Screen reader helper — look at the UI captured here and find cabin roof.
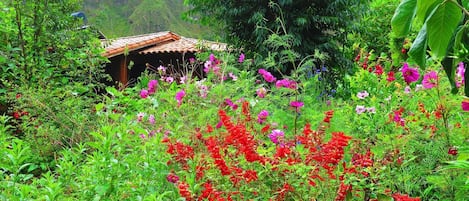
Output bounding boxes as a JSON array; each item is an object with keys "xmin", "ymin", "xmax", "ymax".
[{"xmin": 102, "ymin": 31, "xmax": 226, "ymax": 58}]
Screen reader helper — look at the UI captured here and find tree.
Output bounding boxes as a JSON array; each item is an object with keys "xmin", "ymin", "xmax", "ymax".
[{"xmin": 183, "ymin": 0, "xmax": 367, "ymax": 94}]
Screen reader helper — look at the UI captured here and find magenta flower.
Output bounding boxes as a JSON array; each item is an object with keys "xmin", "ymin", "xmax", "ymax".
[
  {"xmin": 268, "ymin": 129, "xmax": 284, "ymax": 144},
  {"xmin": 456, "ymin": 62, "xmax": 465, "ymax": 88},
  {"xmin": 257, "ymin": 110, "xmax": 269, "ymax": 124},
  {"xmin": 355, "ymin": 105, "xmax": 366, "ymax": 114},
  {"xmin": 290, "ymin": 101, "xmax": 304, "ymax": 108},
  {"xmin": 148, "ymin": 80, "xmax": 158, "ymax": 94},
  {"xmin": 238, "ymin": 53, "xmax": 245, "ymax": 63},
  {"xmin": 216, "ymin": 121, "xmax": 223, "ymax": 129},
  {"xmin": 401, "ymin": 63, "xmax": 420, "ymax": 84},
  {"xmin": 422, "ymin": 71, "xmax": 438, "ymax": 89},
  {"xmin": 189, "ymin": 57, "xmax": 196, "ymax": 64},
  {"xmin": 175, "ymin": 90, "xmax": 186, "ymax": 107},
  {"xmin": 140, "ymin": 89, "xmax": 149, "ymax": 98},
  {"xmin": 225, "ymin": 99, "xmax": 238, "ymax": 110},
  {"xmin": 356, "ymin": 91, "xmax": 369, "ymax": 99},
  {"xmin": 276, "ymin": 79, "xmax": 297, "ymax": 89},
  {"xmin": 209, "ymin": 53, "xmax": 216, "ymax": 62},
  {"xmin": 258, "ymin": 69, "xmax": 276, "ymax": 83},
  {"xmin": 462, "ymin": 100, "xmax": 469, "ymax": 111},
  {"xmin": 256, "ymin": 87, "xmax": 267, "ymax": 98}
]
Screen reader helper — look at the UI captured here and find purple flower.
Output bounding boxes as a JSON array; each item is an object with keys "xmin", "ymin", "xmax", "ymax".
[
  {"xmin": 175, "ymin": 90, "xmax": 186, "ymax": 107},
  {"xmin": 268, "ymin": 129, "xmax": 284, "ymax": 144},
  {"xmin": 238, "ymin": 53, "xmax": 245, "ymax": 63},
  {"xmin": 356, "ymin": 91, "xmax": 369, "ymax": 99},
  {"xmin": 189, "ymin": 58, "xmax": 196, "ymax": 64},
  {"xmin": 140, "ymin": 89, "xmax": 149, "ymax": 98},
  {"xmin": 401, "ymin": 63, "xmax": 420, "ymax": 84},
  {"xmin": 209, "ymin": 53, "xmax": 216, "ymax": 62},
  {"xmin": 257, "ymin": 110, "xmax": 269, "ymax": 124},
  {"xmin": 256, "ymin": 87, "xmax": 267, "ymax": 98},
  {"xmin": 355, "ymin": 105, "xmax": 366, "ymax": 114},
  {"xmin": 149, "ymin": 114, "xmax": 155, "ymax": 124},
  {"xmin": 290, "ymin": 101, "xmax": 304, "ymax": 108},
  {"xmin": 422, "ymin": 71, "xmax": 438, "ymax": 89}
]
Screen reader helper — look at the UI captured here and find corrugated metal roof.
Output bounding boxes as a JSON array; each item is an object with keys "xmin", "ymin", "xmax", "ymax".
[{"xmin": 102, "ymin": 31, "xmax": 180, "ymax": 58}]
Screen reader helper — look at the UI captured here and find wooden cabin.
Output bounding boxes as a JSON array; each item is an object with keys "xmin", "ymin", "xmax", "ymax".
[{"xmin": 102, "ymin": 31, "xmax": 226, "ymax": 86}]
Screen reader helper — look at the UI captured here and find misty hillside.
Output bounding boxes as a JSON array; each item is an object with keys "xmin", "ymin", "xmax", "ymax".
[{"xmin": 82, "ymin": 0, "xmax": 214, "ymax": 39}]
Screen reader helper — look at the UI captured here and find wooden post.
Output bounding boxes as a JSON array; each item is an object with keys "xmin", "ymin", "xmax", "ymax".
[{"xmin": 119, "ymin": 56, "xmax": 128, "ymax": 85}]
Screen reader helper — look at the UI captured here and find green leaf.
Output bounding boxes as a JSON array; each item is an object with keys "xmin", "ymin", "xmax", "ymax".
[
  {"xmin": 463, "ymin": 0, "xmax": 469, "ymax": 10},
  {"xmin": 409, "ymin": 24, "xmax": 428, "ymax": 68},
  {"xmin": 416, "ymin": 0, "xmax": 442, "ymax": 24},
  {"xmin": 426, "ymin": 1, "xmax": 463, "ymax": 59},
  {"xmin": 391, "ymin": 0, "xmax": 418, "ymax": 37}
]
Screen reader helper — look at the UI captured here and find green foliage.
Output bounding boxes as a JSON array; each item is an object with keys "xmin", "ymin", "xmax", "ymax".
[
  {"xmin": 184, "ymin": 0, "xmax": 367, "ymax": 81},
  {"xmin": 391, "ymin": 0, "xmax": 469, "ymax": 95},
  {"xmin": 83, "ymin": 0, "xmax": 214, "ymax": 38}
]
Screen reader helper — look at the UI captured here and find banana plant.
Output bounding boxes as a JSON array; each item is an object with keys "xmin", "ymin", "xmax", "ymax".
[{"xmin": 391, "ymin": 0, "xmax": 469, "ymax": 95}]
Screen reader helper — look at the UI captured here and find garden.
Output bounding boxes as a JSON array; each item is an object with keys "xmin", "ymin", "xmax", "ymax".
[{"xmin": 1, "ymin": 0, "xmax": 468, "ymax": 201}]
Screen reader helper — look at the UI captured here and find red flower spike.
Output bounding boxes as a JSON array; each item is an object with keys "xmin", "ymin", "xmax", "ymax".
[
  {"xmin": 178, "ymin": 181, "xmax": 192, "ymax": 201},
  {"xmin": 205, "ymin": 137, "xmax": 231, "ymax": 175}
]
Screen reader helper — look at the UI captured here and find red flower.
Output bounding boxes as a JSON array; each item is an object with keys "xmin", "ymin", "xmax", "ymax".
[
  {"xmin": 178, "ymin": 181, "xmax": 192, "ymax": 201},
  {"xmin": 335, "ymin": 182, "xmax": 352, "ymax": 201},
  {"xmin": 387, "ymin": 71, "xmax": 396, "ymax": 82},
  {"xmin": 205, "ymin": 137, "xmax": 231, "ymax": 175},
  {"xmin": 323, "ymin": 110, "xmax": 334, "ymax": 123},
  {"xmin": 242, "ymin": 169, "xmax": 258, "ymax": 183},
  {"xmin": 166, "ymin": 172, "xmax": 179, "ymax": 183},
  {"xmin": 448, "ymin": 147, "xmax": 458, "ymax": 156},
  {"xmin": 374, "ymin": 64, "xmax": 384, "ymax": 76},
  {"xmin": 392, "ymin": 193, "xmax": 420, "ymax": 201}
]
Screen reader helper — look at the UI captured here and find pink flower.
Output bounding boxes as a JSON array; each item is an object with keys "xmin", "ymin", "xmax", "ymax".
[
  {"xmin": 404, "ymin": 86, "xmax": 411, "ymax": 94},
  {"xmin": 228, "ymin": 72, "xmax": 238, "ymax": 81},
  {"xmin": 157, "ymin": 65, "xmax": 166, "ymax": 74},
  {"xmin": 149, "ymin": 115, "xmax": 155, "ymax": 124},
  {"xmin": 276, "ymin": 79, "xmax": 297, "ymax": 89},
  {"xmin": 355, "ymin": 105, "xmax": 366, "ymax": 114},
  {"xmin": 290, "ymin": 101, "xmax": 304, "ymax": 108},
  {"xmin": 238, "ymin": 53, "xmax": 245, "ymax": 63},
  {"xmin": 422, "ymin": 71, "xmax": 438, "ymax": 89},
  {"xmin": 257, "ymin": 110, "xmax": 269, "ymax": 124},
  {"xmin": 175, "ymin": 90, "xmax": 186, "ymax": 107},
  {"xmin": 401, "ymin": 63, "xmax": 420, "ymax": 84},
  {"xmin": 366, "ymin": 107, "xmax": 376, "ymax": 113},
  {"xmin": 456, "ymin": 62, "xmax": 465, "ymax": 88},
  {"xmin": 225, "ymin": 99, "xmax": 238, "ymax": 110},
  {"xmin": 258, "ymin": 69, "xmax": 276, "ymax": 83},
  {"xmin": 148, "ymin": 80, "xmax": 158, "ymax": 94},
  {"xmin": 165, "ymin": 77, "xmax": 174, "ymax": 83},
  {"xmin": 140, "ymin": 89, "xmax": 149, "ymax": 98},
  {"xmin": 256, "ymin": 87, "xmax": 267, "ymax": 98},
  {"xmin": 189, "ymin": 58, "xmax": 196, "ymax": 64},
  {"xmin": 462, "ymin": 100, "xmax": 469, "ymax": 111},
  {"xmin": 137, "ymin": 112, "xmax": 145, "ymax": 122},
  {"xmin": 268, "ymin": 129, "xmax": 284, "ymax": 144},
  {"xmin": 356, "ymin": 91, "xmax": 369, "ymax": 99}
]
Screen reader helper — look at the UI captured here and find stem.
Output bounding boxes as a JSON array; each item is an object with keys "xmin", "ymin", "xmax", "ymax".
[{"xmin": 450, "ymin": 0, "xmax": 469, "ymax": 17}]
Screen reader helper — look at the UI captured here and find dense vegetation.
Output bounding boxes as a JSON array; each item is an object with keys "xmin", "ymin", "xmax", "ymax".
[
  {"xmin": 82, "ymin": 0, "xmax": 213, "ymax": 38},
  {"xmin": 1, "ymin": 0, "xmax": 468, "ymax": 200}
]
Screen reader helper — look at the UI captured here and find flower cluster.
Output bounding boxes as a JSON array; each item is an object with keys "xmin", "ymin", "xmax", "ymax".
[
  {"xmin": 258, "ymin": 68, "xmax": 276, "ymax": 83},
  {"xmin": 139, "ymin": 79, "xmax": 158, "ymax": 98}
]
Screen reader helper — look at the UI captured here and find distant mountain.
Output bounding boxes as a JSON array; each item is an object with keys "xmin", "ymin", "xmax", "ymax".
[{"xmin": 82, "ymin": 0, "xmax": 215, "ymax": 39}]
